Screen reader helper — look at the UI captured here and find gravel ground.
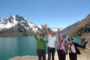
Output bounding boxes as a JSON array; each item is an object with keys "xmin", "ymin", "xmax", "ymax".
[{"xmin": 9, "ymin": 49, "xmax": 90, "ymax": 60}]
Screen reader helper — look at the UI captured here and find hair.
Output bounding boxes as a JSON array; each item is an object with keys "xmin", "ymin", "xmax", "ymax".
[
  {"xmin": 62, "ymin": 34, "xmax": 66, "ymax": 38},
  {"xmin": 68, "ymin": 37, "xmax": 73, "ymax": 41}
]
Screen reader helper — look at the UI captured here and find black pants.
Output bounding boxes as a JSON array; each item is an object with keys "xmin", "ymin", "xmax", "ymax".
[
  {"xmin": 57, "ymin": 49, "xmax": 66, "ymax": 60},
  {"xmin": 48, "ymin": 47, "xmax": 55, "ymax": 60},
  {"xmin": 69, "ymin": 53, "xmax": 77, "ymax": 60},
  {"xmin": 37, "ymin": 49, "xmax": 46, "ymax": 60}
]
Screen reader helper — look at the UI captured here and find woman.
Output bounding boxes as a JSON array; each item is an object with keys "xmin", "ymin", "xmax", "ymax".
[
  {"xmin": 57, "ymin": 29, "xmax": 68, "ymax": 60},
  {"xmin": 45, "ymin": 25, "xmax": 56, "ymax": 60},
  {"xmin": 34, "ymin": 32, "xmax": 46, "ymax": 60},
  {"xmin": 68, "ymin": 37, "xmax": 85, "ymax": 60}
]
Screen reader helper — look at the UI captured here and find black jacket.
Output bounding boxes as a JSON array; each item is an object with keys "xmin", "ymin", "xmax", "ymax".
[{"xmin": 70, "ymin": 43, "xmax": 85, "ymax": 54}]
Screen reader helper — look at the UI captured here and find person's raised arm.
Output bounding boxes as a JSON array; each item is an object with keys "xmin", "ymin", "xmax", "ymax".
[
  {"xmin": 74, "ymin": 43, "xmax": 85, "ymax": 48},
  {"xmin": 44, "ymin": 24, "xmax": 49, "ymax": 35},
  {"xmin": 58, "ymin": 28, "xmax": 61, "ymax": 41},
  {"xmin": 56, "ymin": 28, "xmax": 62, "ymax": 48},
  {"xmin": 33, "ymin": 31, "xmax": 38, "ymax": 40}
]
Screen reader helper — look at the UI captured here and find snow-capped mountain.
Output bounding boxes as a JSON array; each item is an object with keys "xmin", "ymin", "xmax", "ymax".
[{"xmin": 0, "ymin": 15, "xmax": 44, "ymax": 36}]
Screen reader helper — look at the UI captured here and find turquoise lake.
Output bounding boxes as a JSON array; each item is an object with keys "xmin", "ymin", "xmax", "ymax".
[
  {"xmin": 0, "ymin": 36, "xmax": 37, "ymax": 60},
  {"xmin": 0, "ymin": 35, "xmax": 81, "ymax": 60}
]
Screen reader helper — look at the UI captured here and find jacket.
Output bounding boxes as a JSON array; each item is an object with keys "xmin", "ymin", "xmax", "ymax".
[
  {"xmin": 34, "ymin": 34, "xmax": 46, "ymax": 50},
  {"xmin": 69, "ymin": 43, "xmax": 85, "ymax": 54}
]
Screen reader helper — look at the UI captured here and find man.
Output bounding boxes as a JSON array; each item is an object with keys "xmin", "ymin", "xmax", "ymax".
[{"xmin": 34, "ymin": 32, "xmax": 46, "ymax": 60}]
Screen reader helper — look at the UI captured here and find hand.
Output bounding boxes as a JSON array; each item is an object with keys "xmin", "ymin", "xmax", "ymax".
[
  {"xmin": 44, "ymin": 24, "xmax": 48, "ymax": 28},
  {"xmin": 44, "ymin": 24, "xmax": 49, "ymax": 35},
  {"xmin": 33, "ymin": 30, "xmax": 36, "ymax": 34},
  {"xmin": 58, "ymin": 28, "xmax": 60, "ymax": 33},
  {"xmin": 58, "ymin": 28, "xmax": 60, "ymax": 31}
]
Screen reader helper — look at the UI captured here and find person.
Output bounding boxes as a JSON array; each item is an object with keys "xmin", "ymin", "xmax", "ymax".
[
  {"xmin": 68, "ymin": 36, "xmax": 85, "ymax": 60},
  {"xmin": 34, "ymin": 32, "xmax": 46, "ymax": 60},
  {"xmin": 57, "ymin": 28, "xmax": 68, "ymax": 60},
  {"xmin": 45, "ymin": 24, "xmax": 57, "ymax": 60}
]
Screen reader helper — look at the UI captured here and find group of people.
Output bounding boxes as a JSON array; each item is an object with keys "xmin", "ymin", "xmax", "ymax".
[{"xmin": 33, "ymin": 25, "xmax": 86, "ymax": 60}]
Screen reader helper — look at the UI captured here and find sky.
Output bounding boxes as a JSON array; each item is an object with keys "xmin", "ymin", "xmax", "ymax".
[{"xmin": 0, "ymin": 0, "xmax": 90, "ymax": 29}]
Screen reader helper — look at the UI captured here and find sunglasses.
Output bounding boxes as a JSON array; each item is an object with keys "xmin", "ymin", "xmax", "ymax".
[
  {"xmin": 40, "ymin": 34, "xmax": 44, "ymax": 37},
  {"xmin": 68, "ymin": 37, "xmax": 73, "ymax": 41}
]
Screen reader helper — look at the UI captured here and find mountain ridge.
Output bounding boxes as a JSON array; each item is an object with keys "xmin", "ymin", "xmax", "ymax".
[{"xmin": 0, "ymin": 15, "xmax": 45, "ymax": 36}]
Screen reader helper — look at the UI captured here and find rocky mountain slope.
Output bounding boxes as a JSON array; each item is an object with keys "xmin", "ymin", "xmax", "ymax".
[
  {"xmin": 62, "ymin": 14, "xmax": 90, "ymax": 48},
  {"xmin": 0, "ymin": 15, "xmax": 46, "ymax": 36}
]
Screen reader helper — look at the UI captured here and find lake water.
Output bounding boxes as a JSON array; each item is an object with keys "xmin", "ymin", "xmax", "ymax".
[
  {"xmin": 0, "ymin": 36, "xmax": 37, "ymax": 60},
  {"xmin": 65, "ymin": 35, "xmax": 81, "ymax": 44},
  {"xmin": 0, "ymin": 35, "xmax": 81, "ymax": 60}
]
